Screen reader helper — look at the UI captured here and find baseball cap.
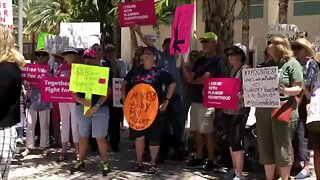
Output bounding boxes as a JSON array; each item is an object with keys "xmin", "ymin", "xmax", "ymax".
[
  {"xmin": 199, "ymin": 32, "xmax": 218, "ymax": 42},
  {"xmin": 61, "ymin": 47, "xmax": 78, "ymax": 56},
  {"xmin": 35, "ymin": 48, "xmax": 49, "ymax": 56},
  {"xmin": 225, "ymin": 43, "xmax": 247, "ymax": 62},
  {"xmin": 83, "ymin": 48, "xmax": 97, "ymax": 58}
]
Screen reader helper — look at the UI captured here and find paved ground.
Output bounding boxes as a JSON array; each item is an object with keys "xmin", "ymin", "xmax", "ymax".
[{"xmin": 8, "ymin": 129, "xmax": 317, "ymax": 180}]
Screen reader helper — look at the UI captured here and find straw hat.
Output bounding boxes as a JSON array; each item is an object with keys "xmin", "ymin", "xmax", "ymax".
[
  {"xmin": 291, "ymin": 38, "xmax": 315, "ymax": 57},
  {"xmin": 314, "ymin": 52, "xmax": 320, "ymax": 63}
]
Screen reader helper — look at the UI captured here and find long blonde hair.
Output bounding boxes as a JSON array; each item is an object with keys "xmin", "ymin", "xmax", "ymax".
[
  {"xmin": 0, "ymin": 24, "xmax": 25, "ymax": 67},
  {"xmin": 269, "ymin": 34, "xmax": 293, "ymax": 61}
]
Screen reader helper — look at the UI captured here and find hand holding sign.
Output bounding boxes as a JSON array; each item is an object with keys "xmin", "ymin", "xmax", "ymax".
[{"xmin": 70, "ymin": 64, "xmax": 110, "ymax": 114}]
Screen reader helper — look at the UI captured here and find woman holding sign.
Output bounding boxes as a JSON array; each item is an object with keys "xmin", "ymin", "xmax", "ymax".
[
  {"xmin": 0, "ymin": 24, "xmax": 26, "ymax": 180},
  {"xmin": 222, "ymin": 43, "xmax": 250, "ymax": 180},
  {"xmin": 71, "ymin": 49, "xmax": 112, "ymax": 176},
  {"xmin": 122, "ymin": 46, "xmax": 176, "ymax": 174},
  {"xmin": 256, "ymin": 35, "xmax": 303, "ymax": 180}
]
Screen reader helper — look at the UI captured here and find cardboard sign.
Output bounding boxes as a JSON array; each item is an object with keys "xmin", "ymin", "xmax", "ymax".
[
  {"xmin": 0, "ymin": 0, "xmax": 13, "ymax": 29},
  {"xmin": 118, "ymin": 0, "xmax": 157, "ymax": 27},
  {"xmin": 22, "ymin": 64, "xmax": 50, "ymax": 88},
  {"xmin": 113, "ymin": 78, "xmax": 123, "ymax": 107},
  {"xmin": 307, "ymin": 73, "xmax": 320, "ymax": 125},
  {"xmin": 242, "ymin": 67, "xmax": 280, "ymax": 108},
  {"xmin": 124, "ymin": 83, "xmax": 158, "ymax": 131},
  {"xmin": 40, "ymin": 76, "xmax": 75, "ymax": 103},
  {"xmin": 69, "ymin": 64, "xmax": 110, "ymax": 113},
  {"xmin": 45, "ymin": 35, "xmax": 69, "ymax": 54},
  {"xmin": 204, "ymin": 78, "xmax": 241, "ymax": 109},
  {"xmin": 267, "ymin": 24, "xmax": 299, "ymax": 41},
  {"xmin": 60, "ymin": 22, "xmax": 100, "ymax": 48},
  {"xmin": 170, "ymin": 4, "xmax": 195, "ymax": 54}
]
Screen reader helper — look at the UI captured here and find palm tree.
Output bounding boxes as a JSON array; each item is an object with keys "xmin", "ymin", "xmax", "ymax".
[
  {"xmin": 279, "ymin": 0, "xmax": 289, "ymax": 24},
  {"xmin": 241, "ymin": 0, "xmax": 250, "ymax": 56},
  {"xmin": 204, "ymin": 0, "xmax": 237, "ymax": 55}
]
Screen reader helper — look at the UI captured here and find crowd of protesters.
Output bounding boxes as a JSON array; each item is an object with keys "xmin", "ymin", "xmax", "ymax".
[{"xmin": 1, "ymin": 23, "xmax": 320, "ymax": 180}]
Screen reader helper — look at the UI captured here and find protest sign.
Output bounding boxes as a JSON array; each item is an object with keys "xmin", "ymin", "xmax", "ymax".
[
  {"xmin": 22, "ymin": 64, "xmax": 50, "ymax": 88},
  {"xmin": 204, "ymin": 78, "xmax": 241, "ymax": 109},
  {"xmin": 60, "ymin": 22, "xmax": 100, "ymax": 48},
  {"xmin": 112, "ymin": 78, "xmax": 123, "ymax": 107},
  {"xmin": 0, "ymin": 0, "xmax": 13, "ymax": 29},
  {"xmin": 40, "ymin": 76, "xmax": 75, "ymax": 103},
  {"xmin": 242, "ymin": 67, "xmax": 280, "ymax": 108},
  {"xmin": 37, "ymin": 32, "xmax": 53, "ymax": 50},
  {"xmin": 69, "ymin": 64, "xmax": 110, "ymax": 113},
  {"xmin": 313, "ymin": 38, "xmax": 320, "ymax": 53},
  {"xmin": 45, "ymin": 35, "xmax": 69, "ymax": 54},
  {"xmin": 307, "ymin": 73, "xmax": 320, "ymax": 129},
  {"xmin": 118, "ymin": 0, "xmax": 156, "ymax": 27},
  {"xmin": 56, "ymin": 64, "xmax": 71, "ymax": 77},
  {"xmin": 267, "ymin": 24, "xmax": 299, "ymax": 41},
  {"xmin": 124, "ymin": 83, "xmax": 158, "ymax": 131},
  {"xmin": 170, "ymin": 4, "xmax": 195, "ymax": 54}
]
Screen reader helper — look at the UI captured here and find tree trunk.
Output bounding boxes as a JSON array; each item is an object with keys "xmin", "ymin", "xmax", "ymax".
[
  {"xmin": 98, "ymin": 0, "xmax": 113, "ymax": 54},
  {"xmin": 279, "ymin": 0, "xmax": 289, "ymax": 24},
  {"xmin": 113, "ymin": 20, "xmax": 121, "ymax": 58},
  {"xmin": 204, "ymin": 0, "xmax": 237, "ymax": 55},
  {"xmin": 241, "ymin": 0, "xmax": 250, "ymax": 57}
]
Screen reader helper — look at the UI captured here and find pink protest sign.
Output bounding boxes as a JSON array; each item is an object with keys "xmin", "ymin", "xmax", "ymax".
[
  {"xmin": 118, "ymin": 0, "xmax": 157, "ymax": 27},
  {"xmin": 204, "ymin": 78, "xmax": 241, "ymax": 110},
  {"xmin": 56, "ymin": 64, "xmax": 71, "ymax": 77},
  {"xmin": 0, "ymin": 0, "xmax": 13, "ymax": 29},
  {"xmin": 40, "ymin": 76, "xmax": 75, "ymax": 103},
  {"xmin": 170, "ymin": 4, "xmax": 195, "ymax": 54},
  {"xmin": 22, "ymin": 64, "xmax": 50, "ymax": 88}
]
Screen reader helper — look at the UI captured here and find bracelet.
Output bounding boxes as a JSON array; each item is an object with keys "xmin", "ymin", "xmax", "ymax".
[{"xmin": 94, "ymin": 103, "xmax": 101, "ymax": 109}]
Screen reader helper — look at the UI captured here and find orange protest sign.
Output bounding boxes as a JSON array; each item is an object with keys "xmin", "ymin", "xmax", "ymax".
[{"xmin": 124, "ymin": 83, "xmax": 158, "ymax": 131}]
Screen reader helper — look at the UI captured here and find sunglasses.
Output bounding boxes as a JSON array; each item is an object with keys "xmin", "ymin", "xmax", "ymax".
[
  {"xmin": 36, "ymin": 52, "xmax": 49, "ymax": 57},
  {"xmin": 226, "ymin": 52, "xmax": 237, "ymax": 57},
  {"xmin": 200, "ymin": 40, "xmax": 209, "ymax": 44},
  {"xmin": 94, "ymin": 48, "xmax": 102, "ymax": 51}
]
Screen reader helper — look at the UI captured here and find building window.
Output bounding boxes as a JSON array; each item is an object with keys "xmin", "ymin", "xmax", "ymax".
[
  {"xmin": 236, "ymin": 0, "xmax": 264, "ymax": 19},
  {"xmin": 294, "ymin": 0, "xmax": 320, "ymax": 16}
]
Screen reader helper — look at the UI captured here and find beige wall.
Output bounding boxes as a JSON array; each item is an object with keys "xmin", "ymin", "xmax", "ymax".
[{"xmin": 121, "ymin": 0, "xmax": 320, "ymax": 66}]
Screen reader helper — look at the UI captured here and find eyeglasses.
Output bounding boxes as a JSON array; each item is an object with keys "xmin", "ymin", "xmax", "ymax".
[{"xmin": 226, "ymin": 52, "xmax": 237, "ymax": 57}]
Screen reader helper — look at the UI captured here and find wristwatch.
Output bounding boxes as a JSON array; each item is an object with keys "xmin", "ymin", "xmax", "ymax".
[{"xmin": 94, "ymin": 103, "xmax": 101, "ymax": 109}]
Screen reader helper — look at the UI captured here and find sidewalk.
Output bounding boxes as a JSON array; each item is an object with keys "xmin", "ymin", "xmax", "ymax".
[{"xmin": 9, "ymin": 129, "xmax": 317, "ymax": 180}]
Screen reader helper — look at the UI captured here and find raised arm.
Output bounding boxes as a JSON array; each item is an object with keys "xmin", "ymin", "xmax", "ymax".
[{"xmin": 134, "ymin": 26, "xmax": 155, "ymax": 47}]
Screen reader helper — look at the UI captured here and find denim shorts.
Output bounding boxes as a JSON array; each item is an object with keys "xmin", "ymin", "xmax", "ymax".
[{"xmin": 76, "ymin": 105, "xmax": 109, "ymax": 138}]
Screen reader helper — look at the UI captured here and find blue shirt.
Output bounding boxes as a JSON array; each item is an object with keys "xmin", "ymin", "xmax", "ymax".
[
  {"xmin": 303, "ymin": 58, "xmax": 319, "ymax": 89},
  {"xmin": 156, "ymin": 49, "xmax": 182, "ymax": 95}
]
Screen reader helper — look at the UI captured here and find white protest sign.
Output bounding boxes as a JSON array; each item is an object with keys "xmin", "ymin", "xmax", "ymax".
[
  {"xmin": 242, "ymin": 67, "xmax": 280, "ymax": 108},
  {"xmin": 313, "ymin": 37, "xmax": 320, "ymax": 53},
  {"xmin": 0, "ymin": 0, "xmax": 13, "ymax": 29},
  {"xmin": 113, "ymin": 78, "xmax": 123, "ymax": 107},
  {"xmin": 307, "ymin": 73, "xmax": 320, "ymax": 125},
  {"xmin": 267, "ymin": 24, "xmax": 299, "ymax": 41},
  {"xmin": 45, "ymin": 35, "xmax": 69, "ymax": 54},
  {"xmin": 60, "ymin": 22, "xmax": 100, "ymax": 48}
]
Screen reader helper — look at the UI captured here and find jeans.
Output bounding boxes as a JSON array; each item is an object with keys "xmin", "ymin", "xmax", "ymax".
[{"xmin": 160, "ymin": 94, "xmax": 184, "ymax": 157}]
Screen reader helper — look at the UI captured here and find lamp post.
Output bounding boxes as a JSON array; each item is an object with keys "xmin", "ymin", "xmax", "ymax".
[{"xmin": 18, "ymin": 0, "xmax": 23, "ymax": 54}]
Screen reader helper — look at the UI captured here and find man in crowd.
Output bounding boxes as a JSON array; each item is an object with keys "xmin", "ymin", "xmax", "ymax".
[{"xmin": 181, "ymin": 32, "xmax": 224, "ymax": 171}]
